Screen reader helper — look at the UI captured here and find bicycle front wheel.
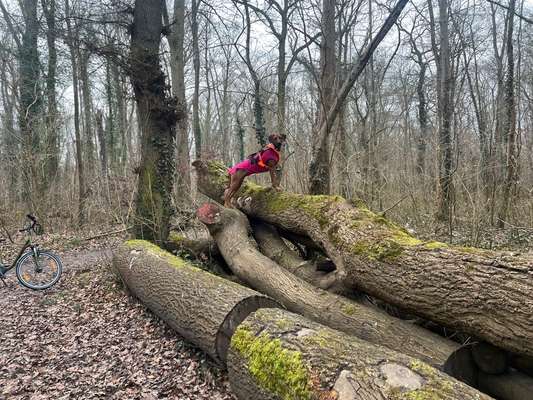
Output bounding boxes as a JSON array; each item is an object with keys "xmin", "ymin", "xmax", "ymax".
[{"xmin": 16, "ymin": 250, "xmax": 63, "ymax": 290}]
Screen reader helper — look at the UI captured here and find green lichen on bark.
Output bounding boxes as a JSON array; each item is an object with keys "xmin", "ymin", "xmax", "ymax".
[
  {"xmin": 206, "ymin": 160, "xmax": 230, "ymax": 188},
  {"xmin": 393, "ymin": 360, "xmax": 456, "ymax": 400},
  {"xmin": 125, "ymin": 239, "xmax": 186, "ymax": 269},
  {"xmin": 231, "ymin": 326, "xmax": 312, "ymax": 400},
  {"xmin": 240, "ymin": 184, "xmax": 342, "ymax": 228}
]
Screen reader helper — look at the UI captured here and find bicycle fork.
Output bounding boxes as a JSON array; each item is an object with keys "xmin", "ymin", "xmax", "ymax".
[{"xmin": 30, "ymin": 247, "xmax": 43, "ymax": 273}]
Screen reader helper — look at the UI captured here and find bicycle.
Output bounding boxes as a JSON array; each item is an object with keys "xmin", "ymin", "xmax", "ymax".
[{"xmin": 0, "ymin": 214, "xmax": 63, "ymax": 290}]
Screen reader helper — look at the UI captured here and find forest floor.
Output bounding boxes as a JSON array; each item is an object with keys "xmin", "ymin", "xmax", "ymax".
[{"xmin": 0, "ymin": 230, "xmax": 236, "ymax": 400}]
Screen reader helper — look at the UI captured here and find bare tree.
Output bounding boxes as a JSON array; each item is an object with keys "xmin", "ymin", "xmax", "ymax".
[
  {"xmin": 497, "ymin": 0, "xmax": 518, "ymax": 227},
  {"xmin": 129, "ymin": 0, "xmax": 179, "ymax": 243}
]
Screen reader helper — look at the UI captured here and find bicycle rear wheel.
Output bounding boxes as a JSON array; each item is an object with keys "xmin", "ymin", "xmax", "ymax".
[{"xmin": 16, "ymin": 250, "xmax": 63, "ymax": 290}]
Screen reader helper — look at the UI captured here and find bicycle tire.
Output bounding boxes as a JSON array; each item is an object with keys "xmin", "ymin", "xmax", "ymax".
[{"xmin": 16, "ymin": 250, "xmax": 63, "ymax": 290}]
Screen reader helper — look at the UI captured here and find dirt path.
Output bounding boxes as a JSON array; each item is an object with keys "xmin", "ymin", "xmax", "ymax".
[{"xmin": 0, "ymin": 247, "xmax": 236, "ymax": 400}]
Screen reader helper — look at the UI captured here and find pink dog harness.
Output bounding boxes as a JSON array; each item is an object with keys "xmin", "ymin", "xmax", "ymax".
[{"xmin": 228, "ymin": 146, "xmax": 280, "ymax": 176}]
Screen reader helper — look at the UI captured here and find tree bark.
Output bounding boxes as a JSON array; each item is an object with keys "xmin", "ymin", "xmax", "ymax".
[
  {"xmin": 95, "ymin": 109, "xmax": 108, "ymax": 177},
  {"xmin": 80, "ymin": 50, "xmax": 95, "ymax": 169},
  {"xmin": 194, "ymin": 160, "xmax": 533, "ymax": 357},
  {"xmin": 41, "ymin": 0, "xmax": 59, "ymax": 188},
  {"xmin": 434, "ymin": 0, "xmax": 455, "ymax": 223},
  {"xmin": 191, "ymin": 0, "xmax": 202, "ymax": 158},
  {"xmin": 65, "ymin": 0, "xmax": 86, "ymax": 225},
  {"xmin": 251, "ymin": 220, "xmax": 343, "ymax": 293},
  {"xmin": 165, "ymin": 231, "xmax": 224, "ymax": 265},
  {"xmin": 17, "ymin": 0, "xmax": 41, "ymax": 203},
  {"xmin": 112, "ymin": 240, "xmax": 278, "ymax": 365},
  {"xmin": 478, "ymin": 370, "xmax": 533, "ymax": 400},
  {"xmin": 129, "ymin": 0, "xmax": 180, "ymax": 244},
  {"xmin": 166, "ymin": 0, "xmax": 190, "ymax": 198},
  {"xmin": 497, "ymin": 0, "xmax": 518, "ymax": 228},
  {"xmin": 228, "ymin": 308, "xmax": 491, "ymax": 400},
  {"xmin": 308, "ymin": 0, "xmax": 336, "ymax": 195},
  {"xmin": 197, "ymin": 202, "xmax": 476, "ymax": 379}
]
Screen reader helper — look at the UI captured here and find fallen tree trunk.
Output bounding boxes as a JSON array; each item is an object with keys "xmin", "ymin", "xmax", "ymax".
[
  {"xmin": 112, "ymin": 240, "xmax": 278, "ymax": 365},
  {"xmin": 251, "ymin": 221, "xmax": 343, "ymax": 293},
  {"xmin": 194, "ymin": 160, "xmax": 533, "ymax": 357},
  {"xmin": 197, "ymin": 202, "xmax": 478, "ymax": 384},
  {"xmin": 478, "ymin": 370, "xmax": 533, "ymax": 400},
  {"xmin": 165, "ymin": 231, "xmax": 221, "ymax": 259},
  {"xmin": 228, "ymin": 308, "xmax": 491, "ymax": 400}
]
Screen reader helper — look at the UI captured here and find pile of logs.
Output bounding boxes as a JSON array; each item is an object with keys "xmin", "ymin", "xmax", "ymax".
[{"xmin": 112, "ymin": 160, "xmax": 533, "ymax": 400}]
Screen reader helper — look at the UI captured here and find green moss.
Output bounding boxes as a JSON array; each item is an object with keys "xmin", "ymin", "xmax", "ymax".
[
  {"xmin": 457, "ymin": 246, "xmax": 489, "ymax": 255},
  {"xmin": 231, "ymin": 327, "xmax": 312, "ymax": 400},
  {"xmin": 125, "ymin": 239, "xmax": 186, "ymax": 269},
  {"xmin": 342, "ymin": 304, "xmax": 358, "ymax": 315},
  {"xmin": 423, "ymin": 241, "xmax": 448, "ymax": 250},
  {"xmin": 241, "ymin": 187, "xmax": 341, "ymax": 228},
  {"xmin": 392, "ymin": 231, "xmax": 423, "ymax": 247},
  {"xmin": 349, "ymin": 198, "xmax": 369, "ymax": 209},
  {"xmin": 168, "ymin": 231, "xmax": 185, "ymax": 243},
  {"xmin": 409, "ymin": 360, "xmax": 436, "ymax": 377},
  {"xmin": 352, "ymin": 239, "xmax": 404, "ymax": 261},
  {"xmin": 207, "ymin": 161, "xmax": 230, "ymax": 186}
]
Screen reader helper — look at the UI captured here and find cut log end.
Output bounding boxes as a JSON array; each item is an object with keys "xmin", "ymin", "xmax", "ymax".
[{"xmin": 197, "ymin": 203, "xmax": 222, "ymax": 225}]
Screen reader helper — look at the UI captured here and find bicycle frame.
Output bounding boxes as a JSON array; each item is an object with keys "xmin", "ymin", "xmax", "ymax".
[{"xmin": 0, "ymin": 238, "xmax": 34, "ymax": 275}]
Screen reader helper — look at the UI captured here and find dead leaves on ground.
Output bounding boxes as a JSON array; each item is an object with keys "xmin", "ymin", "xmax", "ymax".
[{"xmin": 0, "ymin": 248, "xmax": 235, "ymax": 400}]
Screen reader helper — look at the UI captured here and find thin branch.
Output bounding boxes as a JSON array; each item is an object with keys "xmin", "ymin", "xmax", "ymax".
[
  {"xmin": 0, "ymin": 0, "xmax": 22, "ymax": 49},
  {"xmin": 486, "ymin": 0, "xmax": 533, "ymax": 24}
]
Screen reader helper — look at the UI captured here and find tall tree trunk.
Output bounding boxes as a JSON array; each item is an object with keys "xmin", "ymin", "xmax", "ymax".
[
  {"xmin": 19, "ymin": 0, "xmax": 41, "ymax": 204},
  {"xmin": 105, "ymin": 58, "xmax": 116, "ymax": 169},
  {"xmin": 166, "ymin": 0, "xmax": 190, "ymax": 197},
  {"xmin": 434, "ymin": 0, "xmax": 454, "ymax": 224},
  {"xmin": 308, "ymin": 0, "xmax": 409, "ymax": 195},
  {"xmin": 0, "ymin": 58, "xmax": 18, "ymax": 196},
  {"xmin": 191, "ymin": 0, "xmax": 201, "ymax": 159},
  {"xmin": 41, "ymin": 0, "xmax": 59, "ymax": 188},
  {"xmin": 308, "ymin": 0, "xmax": 336, "ymax": 195},
  {"xmin": 489, "ymin": 3, "xmax": 508, "ymax": 225},
  {"xmin": 129, "ymin": 0, "xmax": 178, "ymax": 244},
  {"xmin": 65, "ymin": 0, "xmax": 86, "ymax": 225},
  {"xmin": 112, "ymin": 62, "xmax": 126, "ymax": 168},
  {"xmin": 497, "ymin": 0, "xmax": 518, "ymax": 228},
  {"xmin": 95, "ymin": 109, "xmax": 108, "ymax": 177},
  {"xmin": 80, "ymin": 50, "xmax": 95, "ymax": 170},
  {"xmin": 416, "ymin": 61, "xmax": 428, "ymax": 177},
  {"xmin": 276, "ymin": 2, "xmax": 288, "ymax": 137}
]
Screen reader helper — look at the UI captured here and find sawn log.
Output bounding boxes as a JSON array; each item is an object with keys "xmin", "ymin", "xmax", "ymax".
[{"xmin": 112, "ymin": 240, "xmax": 278, "ymax": 365}]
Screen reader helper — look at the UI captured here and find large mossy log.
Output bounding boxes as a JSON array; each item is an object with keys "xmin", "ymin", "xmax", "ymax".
[
  {"xmin": 112, "ymin": 240, "xmax": 279, "ymax": 364},
  {"xmin": 194, "ymin": 160, "xmax": 533, "ymax": 357},
  {"xmin": 197, "ymin": 203, "xmax": 475, "ymax": 382},
  {"xmin": 227, "ymin": 308, "xmax": 491, "ymax": 400}
]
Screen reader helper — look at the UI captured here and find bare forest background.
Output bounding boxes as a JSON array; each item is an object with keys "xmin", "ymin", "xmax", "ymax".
[{"xmin": 0, "ymin": 0, "xmax": 532, "ymax": 248}]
